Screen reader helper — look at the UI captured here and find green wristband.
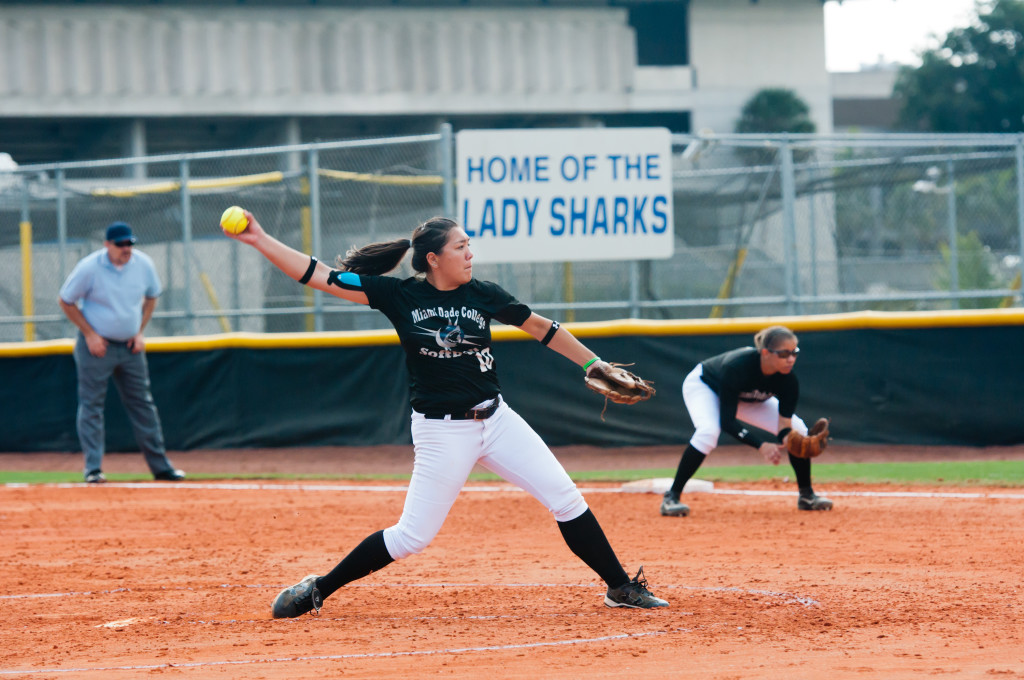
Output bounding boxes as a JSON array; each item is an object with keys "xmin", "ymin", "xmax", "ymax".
[{"xmin": 582, "ymin": 357, "xmax": 600, "ymax": 372}]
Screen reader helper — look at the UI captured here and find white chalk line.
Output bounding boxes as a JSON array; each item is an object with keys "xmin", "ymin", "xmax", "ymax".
[
  {"xmin": 0, "ymin": 629, "xmax": 678, "ymax": 676},
  {"xmin": 4, "ymin": 481, "xmax": 1024, "ymax": 499},
  {"xmin": 0, "ymin": 581, "xmax": 818, "ymax": 677},
  {"xmin": 166, "ymin": 611, "xmax": 617, "ymax": 626},
  {"xmin": 0, "ymin": 581, "xmax": 818, "ymax": 608},
  {"xmin": 0, "ymin": 480, "xmax": 1005, "ymax": 674},
  {"xmin": 0, "ymin": 583, "xmax": 811, "ymax": 674}
]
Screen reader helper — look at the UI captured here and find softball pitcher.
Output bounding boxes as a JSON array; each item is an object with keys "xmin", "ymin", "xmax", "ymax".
[
  {"xmin": 660, "ymin": 325, "xmax": 833, "ymax": 517},
  {"xmin": 224, "ymin": 213, "xmax": 668, "ymax": 617}
]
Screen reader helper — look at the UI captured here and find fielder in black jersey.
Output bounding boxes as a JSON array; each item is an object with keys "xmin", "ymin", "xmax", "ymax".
[
  {"xmin": 223, "ymin": 212, "xmax": 668, "ymax": 616},
  {"xmin": 660, "ymin": 325, "xmax": 833, "ymax": 517}
]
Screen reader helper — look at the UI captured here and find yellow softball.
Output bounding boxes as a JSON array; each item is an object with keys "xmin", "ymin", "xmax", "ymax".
[{"xmin": 220, "ymin": 206, "xmax": 249, "ymax": 234}]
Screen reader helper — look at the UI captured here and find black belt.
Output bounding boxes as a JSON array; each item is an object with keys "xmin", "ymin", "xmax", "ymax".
[{"xmin": 423, "ymin": 398, "xmax": 500, "ymax": 421}]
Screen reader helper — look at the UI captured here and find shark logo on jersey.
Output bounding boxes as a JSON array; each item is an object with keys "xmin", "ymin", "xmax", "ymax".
[
  {"xmin": 436, "ymin": 324, "xmax": 465, "ymax": 349},
  {"xmin": 413, "ymin": 320, "xmax": 493, "ymax": 372},
  {"xmin": 413, "ymin": 322, "xmax": 483, "ymax": 351}
]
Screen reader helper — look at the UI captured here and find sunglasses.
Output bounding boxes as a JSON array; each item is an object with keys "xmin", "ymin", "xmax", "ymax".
[
  {"xmin": 114, "ymin": 240, "xmax": 134, "ymax": 248},
  {"xmin": 768, "ymin": 347, "xmax": 800, "ymax": 359}
]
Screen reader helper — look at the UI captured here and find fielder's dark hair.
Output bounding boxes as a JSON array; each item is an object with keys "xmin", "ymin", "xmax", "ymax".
[
  {"xmin": 753, "ymin": 325, "xmax": 797, "ymax": 351},
  {"xmin": 336, "ymin": 216, "xmax": 459, "ymax": 276}
]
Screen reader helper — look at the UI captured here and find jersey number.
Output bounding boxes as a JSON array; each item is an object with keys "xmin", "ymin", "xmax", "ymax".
[{"xmin": 476, "ymin": 349, "xmax": 495, "ymax": 373}]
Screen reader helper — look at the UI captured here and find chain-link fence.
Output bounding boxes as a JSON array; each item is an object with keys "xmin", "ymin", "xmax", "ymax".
[
  {"xmin": 2, "ymin": 130, "xmax": 1023, "ymax": 342},
  {"xmin": 673, "ymin": 133, "xmax": 1024, "ymax": 319}
]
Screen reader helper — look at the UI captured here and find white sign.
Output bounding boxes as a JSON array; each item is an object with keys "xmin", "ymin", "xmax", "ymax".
[{"xmin": 456, "ymin": 128, "xmax": 674, "ymax": 264}]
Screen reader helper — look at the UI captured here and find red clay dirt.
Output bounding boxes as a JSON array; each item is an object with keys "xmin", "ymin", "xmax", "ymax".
[{"xmin": 1, "ymin": 444, "xmax": 1022, "ymax": 679}]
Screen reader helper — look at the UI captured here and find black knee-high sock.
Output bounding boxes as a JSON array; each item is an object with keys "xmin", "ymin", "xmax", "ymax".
[
  {"xmin": 316, "ymin": 530, "xmax": 395, "ymax": 599},
  {"xmin": 670, "ymin": 444, "xmax": 707, "ymax": 497},
  {"xmin": 557, "ymin": 509, "xmax": 630, "ymax": 589},
  {"xmin": 788, "ymin": 453, "xmax": 814, "ymax": 496}
]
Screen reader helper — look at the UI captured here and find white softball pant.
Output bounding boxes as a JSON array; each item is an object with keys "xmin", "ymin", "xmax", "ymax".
[
  {"xmin": 382, "ymin": 397, "xmax": 588, "ymax": 560},
  {"xmin": 682, "ymin": 364, "xmax": 807, "ymax": 455}
]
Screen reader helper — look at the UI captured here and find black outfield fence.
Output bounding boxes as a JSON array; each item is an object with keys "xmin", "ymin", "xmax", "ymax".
[{"xmin": 1, "ymin": 309, "xmax": 1022, "ymax": 453}]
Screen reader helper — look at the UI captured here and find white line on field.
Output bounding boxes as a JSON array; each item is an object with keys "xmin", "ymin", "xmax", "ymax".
[
  {"xmin": 0, "ymin": 480, "xmax": 1003, "ymax": 675},
  {"xmin": 0, "ymin": 629, "xmax": 675, "ymax": 675},
  {"xmin": 5, "ymin": 481, "xmax": 1023, "ymax": 499},
  {"xmin": 0, "ymin": 582, "xmax": 818, "ymax": 607},
  {"xmin": 708, "ymin": 488, "xmax": 1024, "ymax": 499}
]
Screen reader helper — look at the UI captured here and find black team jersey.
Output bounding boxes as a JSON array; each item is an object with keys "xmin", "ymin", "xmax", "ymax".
[
  {"xmin": 358, "ymin": 275, "xmax": 532, "ymax": 414},
  {"xmin": 699, "ymin": 347, "xmax": 799, "ymax": 446}
]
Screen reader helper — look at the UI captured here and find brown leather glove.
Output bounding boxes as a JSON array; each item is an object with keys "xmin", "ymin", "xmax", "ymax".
[
  {"xmin": 584, "ymin": 361, "xmax": 656, "ymax": 420},
  {"xmin": 784, "ymin": 418, "xmax": 830, "ymax": 459}
]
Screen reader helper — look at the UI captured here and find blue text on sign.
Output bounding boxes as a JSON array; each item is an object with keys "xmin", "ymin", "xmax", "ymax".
[
  {"xmin": 462, "ymin": 195, "xmax": 668, "ymax": 238},
  {"xmin": 465, "ymin": 157, "xmax": 551, "ymax": 184},
  {"xmin": 464, "ymin": 154, "xmax": 662, "ymax": 184}
]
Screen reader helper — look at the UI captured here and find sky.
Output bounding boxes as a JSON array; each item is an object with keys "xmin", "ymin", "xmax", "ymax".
[{"xmin": 824, "ymin": 0, "xmax": 981, "ymax": 72}]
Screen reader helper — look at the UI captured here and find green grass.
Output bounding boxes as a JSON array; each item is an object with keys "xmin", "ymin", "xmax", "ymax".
[
  {"xmin": 479, "ymin": 458, "xmax": 1024, "ymax": 485},
  {"xmin": 479, "ymin": 460, "xmax": 1024, "ymax": 487},
  {"xmin": 697, "ymin": 460, "xmax": 1024, "ymax": 486},
  {"xmin": 3, "ymin": 460, "xmax": 1023, "ymax": 487},
  {"xmin": 0, "ymin": 471, "xmax": 411, "ymax": 484}
]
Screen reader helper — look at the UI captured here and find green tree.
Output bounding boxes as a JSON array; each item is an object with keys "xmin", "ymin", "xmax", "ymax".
[
  {"xmin": 733, "ymin": 88, "xmax": 816, "ymax": 166},
  {"xmin": 936, "ymin": 230, "xmax": 1008, "ymax": 307},
  {"xmin": 734, "ymin": 88, "xmax": 816, "ymax": 134},
  {"xmin": 895, "ymin": 0, "xmax": 1024, "ymax": 132}
]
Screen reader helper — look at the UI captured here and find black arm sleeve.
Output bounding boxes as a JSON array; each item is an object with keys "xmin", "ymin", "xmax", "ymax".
[{"xmin": 718, "ymin": 389, "xmax": 768, "ymax": 449}]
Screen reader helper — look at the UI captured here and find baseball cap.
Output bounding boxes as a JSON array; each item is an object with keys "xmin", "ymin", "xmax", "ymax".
[{"xmin": 105, "ymin": 222, "xmax": 137, "ymax": 244}]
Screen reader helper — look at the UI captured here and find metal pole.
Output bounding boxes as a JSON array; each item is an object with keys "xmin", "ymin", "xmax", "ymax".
[
  {"xmin": 283, "ymin": 117, "xmax": 302, "ymax": 174},
  {"xmin": 629, "ymin": 261, "xmax": 640, "ymax": 318},
  {"xmin": 19, "ymin": 181, "xmax": 35, "ymax": 341},
  {"xmin": 440, "ymin": 122, "xmax": 455, "ymax": 218},
  {"xmin": 869, "ymin": 185, "xmax": 884, "ymax": 255},
  {"xmin": 780, "ymin": 139, "xmax": 799, "ymax": 314},
  {"xmin": 180, "ymin": 159, "xmax": 195, "ymax": 334},
  {"xmin": 563, "ymin": 262, "xmax": 575, "ymax": 323},
  {"xmin": 127, "ymin": 119, "xmax": 147, "ymax": 180},
  {"xmin": 808, "ymin": 185, "xmax": 819, "ymax": 300},
  {"xmin": 309, "ymin": 148, "xmax": 324, "ymax": 332},
  {"xmin": 230, "ymin": 231, "xmax": 240, "ymax": 331},
  {"xmin": 946, "ymin": 158, "xmax": 959, "ymax": 308},
  {"xmin": 57, "ymin": 169, "xmax": 70, "ymax": 337},
  {"xmin": 1017, "ymin": 137, "xmax": 1024, "ymax": 305}
]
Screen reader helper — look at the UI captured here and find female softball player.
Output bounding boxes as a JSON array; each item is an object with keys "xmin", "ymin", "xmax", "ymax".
[
  {"xmin": 660, "ymin": 325, "xmax": 833, "ymax": 517},
  {"xmin": 224, "ymin": 212, "xmax": 668, "ymax": 616}
]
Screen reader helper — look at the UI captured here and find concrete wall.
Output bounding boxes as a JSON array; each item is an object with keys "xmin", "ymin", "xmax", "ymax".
[
  {"xmin": 831, "ymin": 67, "xmax": 900, "ymax": 131},
  {"xmin": 0, "ymin": 6, "xmax": 638, "ymax": 117},
  {"xmin": 1, "ymin": 1, "xmax": 832, "ymax": 148}
]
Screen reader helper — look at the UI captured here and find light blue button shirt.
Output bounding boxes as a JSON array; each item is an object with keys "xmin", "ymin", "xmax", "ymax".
[{"xmin": 59, "ymin": 249, "xmax": 163, "ymax": 341}]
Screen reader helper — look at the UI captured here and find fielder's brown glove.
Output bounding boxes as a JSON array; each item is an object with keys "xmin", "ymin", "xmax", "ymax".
[
  {"xmin": 784, "ymin": 418, "xmax": 830, "ymax": 459},
  {"xmin": 584, "ymin": 360, "xmax": 655, "ymax": 419}
]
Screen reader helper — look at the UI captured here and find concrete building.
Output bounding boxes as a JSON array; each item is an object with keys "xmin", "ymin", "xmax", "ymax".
[
  {"xmin": 831, "ymin": 63, "xmax": 901, "ymax": 132},
  {"xmin": 0, "ymin": 0, "xmax": 832, "ymax": 165}
]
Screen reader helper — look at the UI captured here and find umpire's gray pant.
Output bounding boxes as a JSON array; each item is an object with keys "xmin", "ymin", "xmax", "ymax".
[{"xmin": 73, "ymin": 334, "xmax": 176, "ymax": 477}]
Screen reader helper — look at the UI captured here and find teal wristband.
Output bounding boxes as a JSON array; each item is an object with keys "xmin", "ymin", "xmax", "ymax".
[{"xmin": 582, "ymin": 357, "xmax": 600, "ymax": 372}]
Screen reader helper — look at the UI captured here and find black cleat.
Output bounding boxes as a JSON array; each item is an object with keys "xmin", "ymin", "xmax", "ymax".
[
  {"xmin": 154, "ymin": 469, "xmax": 186, "ymax": 481},
  {"xmin": 272, "ymin": 574, "xmax": 323, "ymax": 618},
  {"xmin": 660, "ymin": 490, "xmax": 690, "ymax": 517},
  {"xmin": 798, "ymin": 493, "xmax": 833, "ymax": 511},
  {"xmin": 604, "ymin": 566, "xmax": 669, "ymax": 609}
]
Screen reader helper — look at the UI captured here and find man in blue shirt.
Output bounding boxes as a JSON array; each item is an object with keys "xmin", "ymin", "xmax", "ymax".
[{"xmin": 59, "ymin": 222, "xmax": 185, "ymax": 484}]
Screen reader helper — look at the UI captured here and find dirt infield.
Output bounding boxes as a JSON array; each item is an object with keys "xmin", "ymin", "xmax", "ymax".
[{"xmin": 2, "ymin": 446, "xmax": 1023, "ymax": 679}]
